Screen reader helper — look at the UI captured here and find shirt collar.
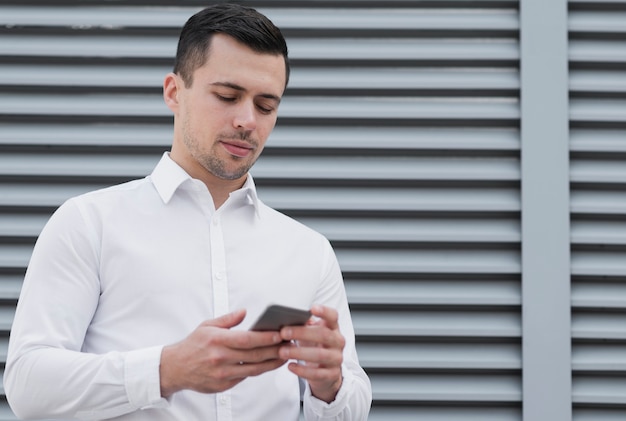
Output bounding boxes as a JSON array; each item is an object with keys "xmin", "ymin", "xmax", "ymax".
[
  {"xmin": 237, "ymin": 173, "xmax": 261, "ymax": 218},
  {"xmin": 150, "ymin": 152, "xmax": 191, "ymax": 204},
  {"xmin": 150, "ymin": 152, "xmax": 261, "ymax": 217}
]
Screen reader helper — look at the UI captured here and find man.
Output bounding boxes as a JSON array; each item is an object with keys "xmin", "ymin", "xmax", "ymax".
[{"xmin": 4, "ymin": 4, "xmax": 372, "ymax": 420}]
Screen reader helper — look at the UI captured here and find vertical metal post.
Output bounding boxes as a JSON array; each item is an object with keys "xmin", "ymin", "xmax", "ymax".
[{"xmin": 520, "ymin": 0, "xmax": 571, "ymax": 420}]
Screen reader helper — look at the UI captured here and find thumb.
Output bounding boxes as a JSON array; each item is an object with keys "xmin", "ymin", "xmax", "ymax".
[{"xmin": 203, "ymin": 309, "xmax": 247, "ymax": 329}]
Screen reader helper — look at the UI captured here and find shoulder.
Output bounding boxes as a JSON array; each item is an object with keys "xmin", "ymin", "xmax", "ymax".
[
  {"xmin": 50, "ymin": 177, "xmax": 154, "ymax": 228},
  {"xmin": 256, "ymin": 200, "xmax": 333, "ymax": 249},
  {"xmin": 65, "ymin": 177, "xmax": 153, "ymax": 210}
]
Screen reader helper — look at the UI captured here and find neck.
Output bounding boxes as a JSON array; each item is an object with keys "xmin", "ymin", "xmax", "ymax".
[
  {"xmin": 203, "ymin": 176, "xmax": 247, "ymax": 209},
  {"xmin": 168, "ymin": 150, "xmax": 247, "ymax": 209}
]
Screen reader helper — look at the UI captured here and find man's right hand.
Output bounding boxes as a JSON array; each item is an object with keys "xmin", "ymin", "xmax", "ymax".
[{"xmin": 159, "ymin": 309, "xmax": 287, "ymax": 397}]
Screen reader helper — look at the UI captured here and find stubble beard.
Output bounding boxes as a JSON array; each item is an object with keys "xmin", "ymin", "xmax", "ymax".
[{"xmin": 183, "ymin": 131, "xmax": 257, "ymax": 181}]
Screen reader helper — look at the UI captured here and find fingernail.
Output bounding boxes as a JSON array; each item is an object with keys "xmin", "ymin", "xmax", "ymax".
[{"xmin": 283, "ymin": 328, "xmax": 292, "ymax": 338}]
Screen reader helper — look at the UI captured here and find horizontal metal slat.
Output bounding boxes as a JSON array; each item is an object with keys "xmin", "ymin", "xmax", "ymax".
[
  {"xmin": 0, "ymin": 94, "xmax": 520, "ymax": 123},
  {"xmin": 282, "ymin": 96, "xmax": 519, "ymax": 122},
  {"xmin": 0, "ymin": 275, "xmax": 21, "ymax": 301},
  {"xmin": 573, "ymin": 311, "xmax": 626, "ymax": 340},
  {"xmin": 250, "ymin": 186, "xmax": 520, "ymax": 213},
  {"xmin": 368, "ymin": 406, "xmax": 521, "ymax": 421},
  {"xmin": 574, "ymin": 409, "xmax": 626, "ymax": 421},
  {"xmin": 0, "ymin": 63, "xmax": 166, "ymax": 89},
  {"xmin": 0, "ymin": 153, "xmax": 158, "ymax": 179},
  {"xmin": 345, "ymin": 278, "xmax": 520, "ymax": 306},
  {"xmin": 573, "ymin": 281, "xmax": 626, "ymax": 309},
  {"xmin": 572, "ymin": 220, "xmax": 626, "ymax": 246},
  {"xmin": 337, "ymin": 248, "xmax": 520, "ymax": 275},
  {"xmin": 300, "ymin": 217, "xmax": 520, "ymax": 243},
  {"xmin": 571, "ymin": 190, "xmax": 626, "ymax": 215},
  {"xmin": 0, "ymin": 183, "xmax": 108, "ymax": 208},
  {"xmin": 0, "ymin": 244, "xmax": 32, "ymax": 270},
  {"xmin": 371, "ymin": 372, "xmax": 520, "ymax": 403},
  {"xmin": 0, "ymin": 34, "xmax": 177, "ymax": 59},
  {"xmin": 0, "ymin": 213, "xmax": 46, "ymax": 238},
  {"xmin": 0, "ymin": 35, "xmax": 519, "ymax": 63},
  {"xmin": 569, "ymin": 11, "xmax": 626, "ymax": 34},
  {"xmin": 0, "ymin": 64, "xmax": 519, "ymax": 93},
  {"xmin": 0, "ymin": 184, "xmax": 521, "ymax": 212},
  {"xmin": 573, "ymin": 343, "xmax": 626, "ymax": 372},
  {"xmin": 573, "ymin": 375, "xmax": 626, "ymax": 405},
  {"xmin": 0, "ymin": 306, "xmax": 16, "ymax": 332},
  {"xmin": 0, "ymin": 152, "xmax": 520, "ymax": 182},
  {"xmin": 571, "ymin": 159, "xmax": 626, "ymax": 184},
  {"xmin": 0, "ymin": 6, "xmax": 519, "ymax": 32},
  {"xmin": 0, "ymin": 338, "xmax": 6, "ymax": 363},
  {"xmin": 570, "ymin": 40, "xmax": 626, "ymax": 65},
  {"xmin": 572, "ymin": 251, "xmax": 626, "ymax": 277},
  {"xmin": 3, "ymin": 215, "xmax": 520, "ymax": 245},
  {"xmin": 570, "ymin": 70, "xmax": 626, "ymax": 95},
  {"xmin": 0, "ymin": 93, "xmax": 169, "ymax": 118},
  {"xmin": 352, "ymin": 309, "xmax": 520, "ymax": 338},
  {"xmin": 571, "ymin": 99, "xmax": 626, "ymax": 125},
  {"xmin": 568, "ymin": 0, "xmax": 626, "ymax": 6},
  {"xmin": 0, "ymin": 123, "xmax": 173, "ymax": 148},
  {"xmin": 0, "ymin": 0, "xmax": 519, "ymax": 5},
  {"xmin": 359, "ymin": 341, "xmax": 520, "ymax": 370},
  {"xmin": 290, "ymin": 67, "xmax": 519, "ymax": 92},
  {"xmin": 571, "ymin": 129, "xmax": 626, "ymax": 153},
  {"xmin": 0, "ymin": 124, "xmax": 521, "ymax": 151}
]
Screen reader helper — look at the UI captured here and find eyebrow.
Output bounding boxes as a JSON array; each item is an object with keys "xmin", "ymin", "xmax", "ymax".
[{"xmin": 210, "ymin": 81, "xmax": 282, "ymax": 103}]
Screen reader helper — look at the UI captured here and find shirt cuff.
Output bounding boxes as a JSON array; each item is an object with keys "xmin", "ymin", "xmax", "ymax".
[
  {"xmin": 124, "ymin": 345, "xmax": 169, "ymax": 410},
  {"xmin": 304, "ymin": 366, "xmax": 354, "ymax": 418}
]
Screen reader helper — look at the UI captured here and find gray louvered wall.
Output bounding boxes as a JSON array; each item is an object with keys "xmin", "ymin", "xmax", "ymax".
[
  {"xmin": 0, "ymin": 1, "xmax": 523, "ymax": 420},
  {"xmin": 570, "ymin": 0, "xmax": 626, "ymax": 420}
]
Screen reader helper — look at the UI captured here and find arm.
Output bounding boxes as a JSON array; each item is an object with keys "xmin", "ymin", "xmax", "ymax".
[{"xmin": 4, "ymin": 199, "xmax": 165, "ymax": 419}]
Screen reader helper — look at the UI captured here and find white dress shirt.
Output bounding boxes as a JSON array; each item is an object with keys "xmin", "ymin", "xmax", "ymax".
[{"xmin": 5, "ymin": 153, "xmax": 372, "ymax": 421}]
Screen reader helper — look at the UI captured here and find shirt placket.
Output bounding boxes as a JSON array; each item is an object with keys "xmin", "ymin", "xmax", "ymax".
[{"xmin": 210, "ymin": 212, "xmax": 232, "ymax": 421}]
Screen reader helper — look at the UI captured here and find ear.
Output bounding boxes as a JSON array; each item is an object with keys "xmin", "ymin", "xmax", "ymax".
[{"xmin": 163, "ymin": 72, "xmax": 181, "ymax": 113}]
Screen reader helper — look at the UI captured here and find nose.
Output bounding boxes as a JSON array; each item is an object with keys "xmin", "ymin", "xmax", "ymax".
[{"xmin": 232, "ymin": 101, "xmax": 257, "ymax": 131}]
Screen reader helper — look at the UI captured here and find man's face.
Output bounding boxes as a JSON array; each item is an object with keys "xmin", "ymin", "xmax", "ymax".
[{"xmin": 167, "ymin": 33, "xmax": 286, "ymax": 182}]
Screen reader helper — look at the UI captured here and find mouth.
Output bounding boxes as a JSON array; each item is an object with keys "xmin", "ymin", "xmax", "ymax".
[{"xmin": 220, "ymin": 139, "xmax": 254, "ymax": 158}]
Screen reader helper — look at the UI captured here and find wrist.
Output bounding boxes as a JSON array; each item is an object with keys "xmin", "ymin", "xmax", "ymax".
[
  {"xmin": 159, "ymin": 344, "xmax": 183, "ymax": 397},
  {"xmin": 310, "ymin": 375, "xmax": 343, "ymax": 403}
]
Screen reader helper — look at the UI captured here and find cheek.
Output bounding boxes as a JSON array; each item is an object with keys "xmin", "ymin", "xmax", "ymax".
[{"xmin": 258, "ymin": 116, "xmax": 278, "ymax": 139}]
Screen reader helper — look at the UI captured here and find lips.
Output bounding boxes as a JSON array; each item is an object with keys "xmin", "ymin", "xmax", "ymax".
[{"xmin": 220, "ymin": 140, "xmax": 253, "ymax": 158}]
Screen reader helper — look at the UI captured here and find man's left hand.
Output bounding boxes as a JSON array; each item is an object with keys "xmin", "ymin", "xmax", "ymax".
[{"xmin": 279, "ymin": 305, "xmax": 345, "ymax": 403}]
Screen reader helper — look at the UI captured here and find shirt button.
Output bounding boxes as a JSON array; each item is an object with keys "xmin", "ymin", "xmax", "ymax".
[
  {"xmin": 212, "ymin": 217, "xmax": 220, "ymax": 226},
  {"xmin": 215, "ymin": 271, "xmax": 224, "ymax": 280},
  {"xmin": 219, "ymin": 395, "xmax": 228, "ymax": 405}
]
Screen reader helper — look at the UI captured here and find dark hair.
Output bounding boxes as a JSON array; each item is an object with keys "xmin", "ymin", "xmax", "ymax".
[{"xmin": 173, "ymin": 3, "xmax": 290, "ymax": 87}]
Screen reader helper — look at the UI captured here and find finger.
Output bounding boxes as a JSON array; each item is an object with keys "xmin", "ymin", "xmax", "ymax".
[
  {"xmin": 202, "ymin": 309, "xmax": 247, "ymax": 329},
  {"xmin": 232, "ymin": 358, "xmax": 287, "ymax": 379},
  {"xmin": 279, "ymin": 344, "xmax": 343, "ymax": 367},
  {"xmin": 286, "ymin": 361, "xmax": 341, "ymax": 382},
  {"xmin": 233, "ymin": 343, "xmax": 284, "ymax": 364},
  {"xmin": 227, "ymin": 330, "xmax": 284, "ymax": 350},
  {"xmin": 280, "ymin": 325, "xmax": 345, "ymax": 350},
  {"xmin": 310, "ymin": 305, "xmax": 339, "ymax": 330}
]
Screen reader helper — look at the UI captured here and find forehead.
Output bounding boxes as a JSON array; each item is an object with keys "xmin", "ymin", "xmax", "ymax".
[{"xmin": 193, "ymin": 34, "xmax": 286, "ymax": 97}]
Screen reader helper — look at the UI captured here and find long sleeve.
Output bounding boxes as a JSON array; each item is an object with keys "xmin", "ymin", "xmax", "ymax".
[
  {"xmin": 302, "ymin": 240, "xmax": 372, "ymax": 420},
  {"xmin": 4, "ymin": 199, "xmax": 167, "ymax": 419}
]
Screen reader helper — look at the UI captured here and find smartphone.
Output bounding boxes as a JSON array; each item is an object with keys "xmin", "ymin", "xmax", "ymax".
[{"xmin": 250, "ymin": 304, "xmax": 311, "ymax": 331}]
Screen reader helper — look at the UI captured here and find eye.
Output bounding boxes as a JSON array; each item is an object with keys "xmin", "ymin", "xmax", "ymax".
[
  {"xmin": 256, "ymin": 104, "xmax": 274, "ymax": 114},
  {"xmin": 215, "ymin": 93, "xmax": 236, "ymax": 102}
]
